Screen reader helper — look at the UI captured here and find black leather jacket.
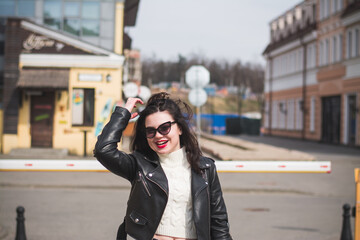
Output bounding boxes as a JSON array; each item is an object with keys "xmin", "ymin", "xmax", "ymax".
[{"xmin": 94, "ymin": 107, "xmax": 232, "ymax": 240}]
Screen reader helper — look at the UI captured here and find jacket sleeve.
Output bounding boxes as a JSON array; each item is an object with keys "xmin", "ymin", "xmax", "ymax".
[
  {"xmin": 208, "ymin": 161, "xmax": 233, "ymax": 240},
  {"xmin": 93, "ymin": 106, "xmax": 137, "ymax": 182}
]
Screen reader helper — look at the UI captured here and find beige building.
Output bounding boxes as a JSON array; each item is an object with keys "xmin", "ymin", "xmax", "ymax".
[
  {"xmin": 0, "ymin": 0, "xmax": 140, "ymax": 155},
  {"xmin": 263, "ymin": 0, "xmax": 360, "ymax": 146}
]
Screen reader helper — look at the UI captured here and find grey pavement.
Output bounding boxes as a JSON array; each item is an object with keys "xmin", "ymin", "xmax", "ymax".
[{"xmin": 0, "ymin": 134, "xmax": 359, "ymax": 239}]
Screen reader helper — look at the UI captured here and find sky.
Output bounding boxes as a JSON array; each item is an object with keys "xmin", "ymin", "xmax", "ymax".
[{"xmin": 127, "ymin": 0, "xmax": 301, "ymax": 65}]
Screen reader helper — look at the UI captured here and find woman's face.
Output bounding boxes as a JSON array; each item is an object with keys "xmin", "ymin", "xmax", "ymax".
[{"xmin": 145, "ymin": 111, "xmax": 182, "ymax": 155}]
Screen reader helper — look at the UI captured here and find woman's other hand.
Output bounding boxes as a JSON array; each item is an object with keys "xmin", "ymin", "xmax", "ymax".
[{"xmin": 122, "ymin": 98, "xmax": 144, "ymax": 119}]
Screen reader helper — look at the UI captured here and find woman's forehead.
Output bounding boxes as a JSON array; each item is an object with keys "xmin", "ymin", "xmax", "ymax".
[{"xmin": 145, "ymin": 111, "xmax": 174, "ymax": 127}]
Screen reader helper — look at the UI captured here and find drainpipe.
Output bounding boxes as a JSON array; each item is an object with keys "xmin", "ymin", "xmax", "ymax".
[
  {"xmin": 269, "ymin": 57, "xmax": 273, "ymax": 136},
  {"xmin": 301, "ymin": 39, "xmax": 307, "ymax": 140}
]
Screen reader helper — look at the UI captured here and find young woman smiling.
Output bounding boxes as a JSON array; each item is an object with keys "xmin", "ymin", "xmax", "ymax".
[{"xmin": 94, "ymin": 92, "xmax": 232, "ymax": 240}]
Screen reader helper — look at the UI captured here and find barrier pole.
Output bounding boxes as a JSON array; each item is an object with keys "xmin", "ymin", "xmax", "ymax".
[{"xmin": 355, "ymin": 168, "xmax": 360, "ymax": 240}]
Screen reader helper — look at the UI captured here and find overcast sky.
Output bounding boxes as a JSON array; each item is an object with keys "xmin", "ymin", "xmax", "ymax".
[{"xmin": 127, "ymin": 0, "xmax": 301, "ymax": 65}]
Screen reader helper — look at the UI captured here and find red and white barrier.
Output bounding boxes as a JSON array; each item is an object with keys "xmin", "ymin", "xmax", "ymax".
[
  {"xmin": 215, "ymin": 161, "xmax": 331, "ymax": 173},
  {"xmin": 0, "ymin": 159, "xmax": 331, "ymax": 173}
]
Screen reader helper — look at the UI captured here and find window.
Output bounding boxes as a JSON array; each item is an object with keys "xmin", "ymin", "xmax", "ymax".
[
  {"xmin": 310, "ymin": 97, "xmax": 316, "ymax": 132},
  {"xmin": 319, "ymin": 41, "xmax": 323, "ymax": 66},
  {"xmin": 43, "ymin": 0, "xmax": 100, "ymax": 37},
  {"xmin": 82, "ymin": 1, "xmax": 100, "ymax": 36},
  {"xmin": 325, "ymin": 39, "xmax": 329, "ymax": 65},
  {"xmin": 279, "ymin": 101, "xmax": 286, "ymax": 129},
  {"xmin": 332, "ymin": 36, "xmax": 337, "ymax": 63},
  {"xmin": 338, "ymin": 0, "xmax": 343, "ymax": 11},
  {"xmin": 332, "ymin": 0, "xmax": 337, "ymax": 14},
  {"xmin": 64, "ymin": 2, "xmax": 81, "ymax": 36},
  {"xmin": 307, "ymin": 45, "xmax": 312, "ymax": 68},
  {"xmin": 0, "ymin": 1, "xmax": 15, "ymax": 16},
  {"xmin": 325, "ymin": 0, "xmax": 330, "ymax": 18},
  {"xmin": 18, "ymin": 0, "xmax": 35, "ymax": 17},
  {"xmin": 272, "ymin": 101, "xmax": 278, "ymax": 129},
  {"xmin": 264, "ymin": 101, "xmax": 269, "ymax": 128},
  {"xmin": 320, "ymin": 0, "xmax": 324, "ymax": 20},
  {"xmin": 355, "ymin": 29, "xmax": 359, "ymax": 57},
  {"xmin": 82, "ymin": 20, "xmax": 99, "ymax": 36},
  {"xmin": 287, "ymin": 99, "xmax": 295, "ymax": 130},
  {"xmin": 347, "ymin": 31, "xmax": 353, "ymax": 59},
  {"xmin": 296, "ymin": 99, "xmax": 303, "ymax": 130},
  {"xmin": 72, "ymin": 88, "xmax": 95, "ymax": 126},
  {"xmin": 44, "ymin": 0, "xmax": 62, "ymax": 30},
  {"xmin": 338, "ymin": 34, "xmax": 343, "ymax": 61}
]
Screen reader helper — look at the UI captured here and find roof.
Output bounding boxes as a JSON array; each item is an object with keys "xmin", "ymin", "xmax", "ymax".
[
  {"xmin": 124, "ymin": 0, "xmax": 140, "ymax": 26},
  {"xmin": 341, "ymin": 1, "xmax": 360, "ymax": 18},
  {"xmin": 262, "ymin": 22, "xmax": 316, "ymax": 55},
  {"xmin": 17, "ymin": 68, "xmax": 69, "ymax": 89}
]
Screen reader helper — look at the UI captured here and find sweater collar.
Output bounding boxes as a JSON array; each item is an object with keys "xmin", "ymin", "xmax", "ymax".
[{"xmin": 157, "ymin": 147, "xmax": 187, "ymax": 168}]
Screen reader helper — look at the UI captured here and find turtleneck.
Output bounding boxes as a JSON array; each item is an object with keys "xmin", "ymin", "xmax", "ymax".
[
  {"xmin": 156, "ymin": 148, "xmax": 197, "ymax": 239},
  {"xmin": 158, "ymin": 147, "xmax": 188, "ymax": 168}
]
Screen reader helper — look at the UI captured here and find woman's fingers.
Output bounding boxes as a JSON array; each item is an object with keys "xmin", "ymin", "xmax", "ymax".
[
  {"xmin": 124, "ymin": 98, "xmax": 144, "ymax": 114},
  {"xmin": 130, "ymin": 112, "xmax": 139, "ymax": 119}
]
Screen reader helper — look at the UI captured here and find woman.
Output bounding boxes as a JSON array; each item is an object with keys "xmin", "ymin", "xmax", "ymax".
[{"xmin": 94, "ymin": 92, "xmax": 232, "ymax": 240}]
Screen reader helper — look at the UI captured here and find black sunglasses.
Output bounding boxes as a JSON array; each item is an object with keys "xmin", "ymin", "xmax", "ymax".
[{"xmin": 145, "ymin": 121, "xmax": 177, "ymax": 139}]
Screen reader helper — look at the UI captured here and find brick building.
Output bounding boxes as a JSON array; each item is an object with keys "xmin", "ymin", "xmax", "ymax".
[{"xmin": 263, "ymin": 0, "xmax": 360, "ymax": 146}]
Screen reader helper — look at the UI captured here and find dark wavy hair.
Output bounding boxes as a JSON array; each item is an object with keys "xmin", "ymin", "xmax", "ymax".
[{"xmin": 131, "ymin": 92, "xmax": 202, "ymax": 173}]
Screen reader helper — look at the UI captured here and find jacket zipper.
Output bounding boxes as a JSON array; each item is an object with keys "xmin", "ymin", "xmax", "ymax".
[
  {"xmin": 203, "ymin": 169, "xmax": 211, "ymax": 238},
  {"xmin": 138, "ymin": 171, "xmax": 151, "ymax": 197},
  {"xmin": 147, "ymin": 177, "xmax": 168, "ymax": 197}
]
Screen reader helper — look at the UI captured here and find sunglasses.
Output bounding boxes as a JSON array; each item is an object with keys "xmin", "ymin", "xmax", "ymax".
[{"xmin": 145, "ymin": 121, "xmax": 177, "ymax": 139}]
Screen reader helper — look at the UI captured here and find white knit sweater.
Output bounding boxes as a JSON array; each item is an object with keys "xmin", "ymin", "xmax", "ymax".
[{"xmin": 156, "ymin": 148, "xmax": 197, "ymax": 239}]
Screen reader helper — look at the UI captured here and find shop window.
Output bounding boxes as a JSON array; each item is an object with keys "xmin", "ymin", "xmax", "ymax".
[{"xmin": 72, "ymin": 88, "xmax": 94, "ymax": 126}]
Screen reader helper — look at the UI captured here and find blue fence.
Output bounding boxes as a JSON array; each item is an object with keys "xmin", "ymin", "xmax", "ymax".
[
  {"xmin": 194, "ymin": 114, "xmax": 239, "ymax": 135},
  {"xmin": 193, "ymin": 114, "xmax": 261, "ymax": 135}
]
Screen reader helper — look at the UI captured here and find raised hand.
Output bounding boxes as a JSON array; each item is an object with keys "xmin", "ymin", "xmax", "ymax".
[{"xmin": 123, "ymin": 98, "xmax": 144, "ymax": 119}]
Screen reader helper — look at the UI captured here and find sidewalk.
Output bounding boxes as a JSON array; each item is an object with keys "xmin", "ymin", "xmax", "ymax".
[
  {"xmin": 199, "ymin": 133, "xmax": 315, "ymax": 161},
  {"xmin": 0, "ymin": 133, "xmax": 316, "ymax": 161}
]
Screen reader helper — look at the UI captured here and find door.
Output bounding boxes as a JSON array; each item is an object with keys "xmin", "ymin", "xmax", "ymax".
[
  {"xmin": 348, "ymin": 95, "xmax": 357, "ymax": 146},
  {"xmin": 31, "ymin": 92, "xmax": 54, "ymax": 147},
  {"xmin": 321, "ymin": 96, "xmax": 341, "ymax": 144}
]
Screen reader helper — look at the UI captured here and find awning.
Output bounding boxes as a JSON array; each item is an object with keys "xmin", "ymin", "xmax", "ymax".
[{"xmin": 17, "ymin": 68, "xmax": 69, "ymax": 89}]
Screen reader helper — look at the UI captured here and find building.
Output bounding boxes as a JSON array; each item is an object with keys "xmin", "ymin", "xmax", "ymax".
[
  {"xmin": 0, "ymin": 0, "xmax": 140, "ymax": 155},
  {"xmin": 123, "ymin": 48, "xmax": 142, "ymax": 84},
  {"xmin": 263, "ymin": 0, "xmax": 360, "ymax": 147}
]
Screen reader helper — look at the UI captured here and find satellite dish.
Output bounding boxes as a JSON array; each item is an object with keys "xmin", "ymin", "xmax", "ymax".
[
  {"xmin": 189, "ymin": 88, "xmax": 208, "ymax": 107},
  {"xmin": 123, "ymin": 82, "xmax": 139, "ymax": 98},
  {"xmin": 139, "ymin": 86, "xmax": 151, "ymax": 102},
  {"xmin": 185, "ymin": 65, "xmax": 210, "ymax": 89}
]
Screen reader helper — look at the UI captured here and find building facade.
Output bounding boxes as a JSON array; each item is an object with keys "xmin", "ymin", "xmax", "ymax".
[
  {"xmin": 263, "ymin": 0, "xmax": 360, "ymax": 147},
  {"xmin": 0, "ymin": 0, "xmax": 140, "ymax": 155}
]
